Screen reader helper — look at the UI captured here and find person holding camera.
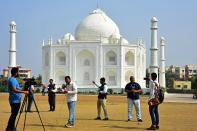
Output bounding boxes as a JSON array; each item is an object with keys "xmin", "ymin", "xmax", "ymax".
[
  {"xmin": 24, "ymin": 80, "xmax": 35, "ymax": 112},
  {"xmin": 47, "ymin": 79, "xmax": 56, "ymax": 112},
  {"xmin": 92, "ymin": 77, "xmax": 109, "ymax": 120},
  {"xmin": 147, "ymin": 73, "xmax": 160, "ymax": 130},
  {"xmin": 125, "ymin": 76, "xmax": 142, "ymax": 122},
  {"xmin": 6, "ymin": 67, "xmax": 28, "ymax": 131},
  {"xmin": 63, "ymin": 76, "xmax": 77, "ymax": 128}
]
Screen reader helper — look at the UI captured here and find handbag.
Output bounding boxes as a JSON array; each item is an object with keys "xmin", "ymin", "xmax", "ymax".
[{"xmin": 148, "ymin": 98, "xmax": 160, "ymax": 106}]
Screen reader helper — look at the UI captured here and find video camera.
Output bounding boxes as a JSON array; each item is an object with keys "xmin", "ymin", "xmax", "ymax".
[
  {"xmin": 24, "ymin": 78, "xmax": 37, "ymax": 85},
  {"xmin": 143, "ymin": 77, "xmax": 150, "ymax": 81},
  {"xmin": 23, "ymin": 78, "xmax": 37, "ymax": 91}
]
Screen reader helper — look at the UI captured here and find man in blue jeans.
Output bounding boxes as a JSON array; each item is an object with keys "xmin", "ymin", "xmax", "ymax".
[
  {"xmin": 147, "ymin": 73, "xmax": 160, "ymax": 130},
  {"xmin": 63, "ymin": 76, "xmax": 77, "ymax": 128},
  {"xmin": 125, "ymin": 76, "xmax": 142, "ymax": 122},
  {"xmin": 6, "ymin": 67, "xmax": 28, "ymax": 131}
]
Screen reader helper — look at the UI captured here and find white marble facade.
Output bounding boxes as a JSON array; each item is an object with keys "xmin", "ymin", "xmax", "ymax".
[{"xmin": 42, "ymin": 9, "xmax": 146, "ymax": 89}]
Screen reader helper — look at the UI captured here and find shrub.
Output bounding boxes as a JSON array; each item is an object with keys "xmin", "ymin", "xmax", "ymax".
[
  {"xmin": 108, "ymin": 88, "xmax": 113, "ymax": 94},
  {"xmin": 35, "ymin": 87, "xmax": 41, "ymax": 93},
  {"xmin": 0, "ymin": 86, "xmax": 8, "ymax": 92}
]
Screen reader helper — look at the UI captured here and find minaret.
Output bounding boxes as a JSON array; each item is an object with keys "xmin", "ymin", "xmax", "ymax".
[
  {"xmin": 9, "ymin": 21, "xmax": 17, "ymax": 68},
  {"xmin": 150, "ymin": 17, "xmax": 158, "ymax": 76},
  {"xmin": 159, "ymin": 37, "xmax": 166, "ymax": 88}
]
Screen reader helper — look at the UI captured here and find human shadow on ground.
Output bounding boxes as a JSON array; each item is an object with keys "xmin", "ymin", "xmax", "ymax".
[
  {"xmin": 76, "ymin": 118, "xmax": 126, "ymax": 122},
  {"xmin": 102, "ymin": 125, "xmax": 146, "ymax": 130},
  {"xmin": 27, "ymin": 123, "xmax": 64, "ymax": 128}
]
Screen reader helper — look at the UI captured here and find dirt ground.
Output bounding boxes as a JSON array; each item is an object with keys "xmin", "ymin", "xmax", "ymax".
[{"xmin": 1, "ymin": 93, "xmax": 197, "ymax": 131}]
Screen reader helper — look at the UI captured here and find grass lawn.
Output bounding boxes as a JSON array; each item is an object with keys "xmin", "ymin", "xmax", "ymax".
[{"xmin": 0, "ymin": 93, "xmax": 197, "ymax": 131}]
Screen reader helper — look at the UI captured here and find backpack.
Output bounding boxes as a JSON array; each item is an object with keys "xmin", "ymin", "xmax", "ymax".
[{"xmin": 154, "ymin": 82, "xmax": 165, "ymax": 104}]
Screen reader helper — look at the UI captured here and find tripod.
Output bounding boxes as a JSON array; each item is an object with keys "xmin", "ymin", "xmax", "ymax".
[{"xmin": 16, "ymin": 94, "xmax": 45, "ymax": 131}]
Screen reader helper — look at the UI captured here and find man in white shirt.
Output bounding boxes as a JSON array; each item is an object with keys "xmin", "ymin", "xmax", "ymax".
[
  {"xmin": 147, "ymin": 73, "xmax": 160, "ymax": 130},
  {"xmin": 64, "ymin": 76, "xmax": 77, "ymax": 128}
]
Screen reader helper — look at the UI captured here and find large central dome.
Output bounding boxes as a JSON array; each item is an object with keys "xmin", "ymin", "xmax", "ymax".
[{"xmin": 75, "ymin": 9, "xmax": 120, "ymax": 41}]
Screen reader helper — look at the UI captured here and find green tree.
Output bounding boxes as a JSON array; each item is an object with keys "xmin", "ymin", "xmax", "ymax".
[
  {"xmin": 35, "ymin": 74, "xmax": 42, "ymax": 86},
  {"xmin": 191, "ymin": 75, "xmax": 197, "ymax": 89},
  {"xmin": 165, "ymin": 70, "xmax": 179, "ymax": 88}
]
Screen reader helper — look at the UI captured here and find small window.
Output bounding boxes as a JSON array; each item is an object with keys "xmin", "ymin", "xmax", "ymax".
[
  {"xmin": 183, "ymin": 85, "xmax": 188, "ymax": 88},
  {"xmin": 109, "ymin": 56, "xmax": 115, "ymax": 62},
  {"xmin": 84, "ymin": 59, "xmax": 90, "ymax": 66},
  {"xmin": 177, "ymin": 85, "xmax": 181, "ymax": 88}
]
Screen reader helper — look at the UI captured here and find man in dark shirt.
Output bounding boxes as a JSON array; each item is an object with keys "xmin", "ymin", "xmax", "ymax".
[
  {"xmin": 125, "ymin": 76, "xmax": 142, "ymax": 122},
  {"xmin": 93, "ymin": 77, "xmax": 109, "ymax": 120},
  {"xmin": 47, "ymin": 79, "xmax": 56, "ymax": 111}
]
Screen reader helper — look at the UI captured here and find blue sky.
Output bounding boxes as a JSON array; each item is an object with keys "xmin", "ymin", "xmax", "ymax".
[{"xmin": 0, "ymin": 0, "xmax": 197, "ymax": 76}]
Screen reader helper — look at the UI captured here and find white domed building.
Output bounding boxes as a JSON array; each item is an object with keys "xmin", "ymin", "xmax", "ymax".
[{"xmin": 42, "ymin": 9, "xmax": 146, "ymax": 91}]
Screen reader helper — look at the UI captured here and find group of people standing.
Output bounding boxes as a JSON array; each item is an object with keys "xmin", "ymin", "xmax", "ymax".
[
  {"xmin": 125, "ymin": 73, "xmax": 160, "ymax": 130},
  {"xmin": 6, "ymin": 67, "xmax": 160, "ymax": 131}
]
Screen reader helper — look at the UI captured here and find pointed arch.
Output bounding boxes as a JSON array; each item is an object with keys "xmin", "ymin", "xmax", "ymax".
[
  {"xmin": 55, "ymin": 51, "xmax": 66, "ymax": 65},
  {"xmin": 106, "ymin": 50, "xmax": 117, "ymax": 65},
  {"xmin": 76, "ymin": 49, "xmax": 95, "ymax": 85},
  {"xmin": 125, "ymin": 51, "xmax": 135, "ymax": 65},
  {"xmin": 106, "ymin": 70, "xmax": 117, "ymax": 85}
]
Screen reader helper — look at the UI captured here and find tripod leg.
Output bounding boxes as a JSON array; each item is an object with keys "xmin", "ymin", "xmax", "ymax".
[
  {"xmin": 33, "ymin": 97, "xmax": 46, "ymax": 131},
  {"xmin": 16, "ymin": 95, "xmax": 28, "ymax": 128},
  {"xmin": 23, "ymin": 99, "xmax": 28, "ymax": 131}
]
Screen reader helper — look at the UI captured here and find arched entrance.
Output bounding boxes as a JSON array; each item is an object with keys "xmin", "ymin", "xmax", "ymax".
[{"xmin": 76, "ymin": 50, "xmax": 95, "ymax": 85}]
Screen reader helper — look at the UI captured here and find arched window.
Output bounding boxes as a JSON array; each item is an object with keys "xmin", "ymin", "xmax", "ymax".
[
  {"xmin": 106, "ymin": 71, "xmax": 117, "ymax": 85},
  {"xmin": 45, "ymin": 53, "xmax": 49, "ymax": 66},
  {"xmin": 56, "ymin": 52, "xmax": 66, "ymax": 65},
  {"xmin": 106, "ymin": 51, "xmax": 117, "ymax": 65},
  {"xmin": 125, "ymin": 51, "xmax": 134, "ymax": 65},
  {"xmin": 84, "ymin": 59, "xmax": 90, "ymax": 66},
  {"xmin": 76, "ymin": 50, "xmax": 95, "ymax": 85}
]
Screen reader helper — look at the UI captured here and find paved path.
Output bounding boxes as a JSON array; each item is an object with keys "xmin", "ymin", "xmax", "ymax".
[{"xmin": 164, "ymin": 93, "xmax": 197, "ymax": 103}]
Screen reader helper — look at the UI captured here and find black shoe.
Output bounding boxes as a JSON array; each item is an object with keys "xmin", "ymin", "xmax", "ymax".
[
  {"xmin": 137, "ymin": 119, "xmax": 143, "ymax": 122},
  {"xmin": 156, "ymin": 125, "xmax": 159, "ymax": 129},
  {"xmin": 147, "ymin": 125, "xmax": 156, "ymax": 130},
  {"xmin": 103, "ymin": 118, "xmax": 109, "ymax": 120},
  {"xmin": 94, "ymin": 117, "xmax": 101, "ymax": 120},
  {"xmin": 26, "ymin": 110, "xmax": 33, "ymax": 113},
  {"xmin": 127, "ymin": 119, "xmax": 131, "ymax": 122},
  {"xmin": 6, "ymin": 128, "xmax": 17, "ymax": 131}
]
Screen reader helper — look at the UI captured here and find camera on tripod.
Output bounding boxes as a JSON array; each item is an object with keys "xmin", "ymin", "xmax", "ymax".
[
  {"xmin": 143, "ymin": 77, "xmax": 150, "ymax": 81},
  {"xmin": 23, "ymin": 78, "xmax": 37, "ymax": 91}
]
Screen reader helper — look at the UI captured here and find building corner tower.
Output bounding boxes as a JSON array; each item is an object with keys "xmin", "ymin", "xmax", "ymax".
[
  {"xmin": 9, "ymin": 21, "xmax": 17, "ymax": 68},
  {"xmin": 150, "ymin": 17, "xmax": 159, "ymax": 77}
]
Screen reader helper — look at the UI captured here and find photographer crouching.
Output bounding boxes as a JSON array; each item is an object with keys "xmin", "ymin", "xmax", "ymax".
[{"xmin": 6, "ymin": 67, "xmax": 28, "ymax": 131}]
